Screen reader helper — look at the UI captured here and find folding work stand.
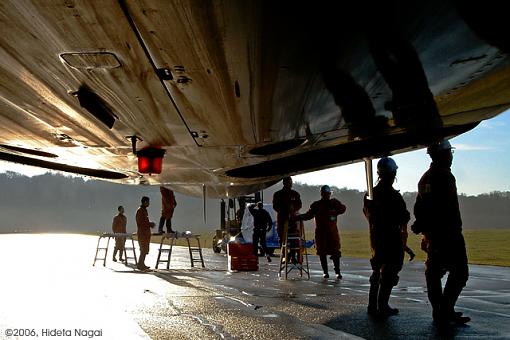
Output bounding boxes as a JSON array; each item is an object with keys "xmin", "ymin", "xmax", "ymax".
[
  {"xmin": 156, "ymin": 233, "xmax": 205, "ymax": 269},
  {"xmin": 93, "ymin": 232, "xmax": 138, "ymax": 267}
]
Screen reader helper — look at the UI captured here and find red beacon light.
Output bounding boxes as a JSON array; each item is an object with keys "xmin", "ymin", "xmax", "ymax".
[{"xmin": 137, "ymin": 147, "xmax": 165, "ymax": 174}]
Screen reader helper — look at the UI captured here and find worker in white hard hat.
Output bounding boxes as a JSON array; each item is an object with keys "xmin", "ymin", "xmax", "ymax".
[
  {"xmin": 412, "ymin": 139, "xmax": 470, "ymax": 327},
  {"xmin": 296, "ymin": 185, "xmax": 346, "ymax": 279},
  {"xmin": 363, "ymin": 156, "xmax": 411, "ymax": 318}
]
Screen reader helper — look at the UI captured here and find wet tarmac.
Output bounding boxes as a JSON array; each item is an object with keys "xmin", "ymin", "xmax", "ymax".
[{"xmin": 0, "ymin": 234, "xmax": 509, "ymax": 339}]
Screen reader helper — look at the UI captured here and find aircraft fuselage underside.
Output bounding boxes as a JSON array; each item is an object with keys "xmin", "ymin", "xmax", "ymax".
[{"xmin": 0, "ymin": 1, "xmax": 508, "ymax": 197}]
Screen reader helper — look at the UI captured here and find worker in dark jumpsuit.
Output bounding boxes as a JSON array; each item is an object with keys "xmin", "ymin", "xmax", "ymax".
[
  {"xmin": 273, "ymin": 177, "xmax": 302, "ymax": 263},
  {"xmin": 248, "ymin": 202, "xmax": 273, "ymax": 263},
  {"xmin": 363, "ymin": 157, "xmax": 410, "ymax": 317},
  {"xmin": 273, "ymin": 177, "xmax": 302, "ymax": 241},
  {"xmin": 412, "ymin": 140, "xmax": 470, "ymax": 326},
  {"xmin": 297, "ymin": 185, "xmax": 346, "ymax": 279}
]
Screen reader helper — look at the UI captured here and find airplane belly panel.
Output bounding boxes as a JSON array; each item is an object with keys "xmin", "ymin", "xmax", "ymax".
[
  {"xmin": 0, "ymin": 0, "xmax": 509, "ymax": 198},
  {"xmin": 0, "ymin": 0, "xmax": 196, "ymax": 150},
  {"xmin": 124, "ymin": 0, "xmax": 261, "ymax": 146}
]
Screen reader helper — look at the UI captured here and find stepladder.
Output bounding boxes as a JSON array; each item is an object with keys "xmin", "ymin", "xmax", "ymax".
[
  {"xmin": 93, "ymin": 233, "xmax": 137, "ymax": 267},
  {"xmin": 156, "ymin": 232, "xmax": 205, "ymax": 269},
  {"xmin": 278, "ymin": 219, "xmax": 310, "ymax": 279}
]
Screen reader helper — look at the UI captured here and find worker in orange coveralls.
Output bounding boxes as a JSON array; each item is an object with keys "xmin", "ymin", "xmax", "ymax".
[
  {"xmin": 296, "ymin": 185, "xmax": 346, "ymax": 279},
  {"xmin": 156, "ymin": 186, "xmax": 177, "ymax": 235},
  {"xmin": 136, "ymin": 196, "xmax": 155, "ymax": 271},
  {"xmin": 112, "ymin": 205, "xmax": 127, "ymax": 262}
]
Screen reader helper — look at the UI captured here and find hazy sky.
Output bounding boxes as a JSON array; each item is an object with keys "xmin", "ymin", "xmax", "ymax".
[{"xmin": 1, "ymin": 109, "xmax": 508, "ymax": 196}]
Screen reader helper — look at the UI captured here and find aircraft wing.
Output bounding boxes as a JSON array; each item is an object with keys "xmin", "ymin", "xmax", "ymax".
[{"xmin": 1, "ymin": 1, "xmax": 509, "ymax": 197}]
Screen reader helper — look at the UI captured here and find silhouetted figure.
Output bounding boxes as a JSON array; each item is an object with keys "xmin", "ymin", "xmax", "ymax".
[
  {"xmin": 363, "ymin": 157, "xmax": 410, "ymax": 317},
  {"xmin": 367, "ymin": 3, "xmax": 443, "ymax": 136},
  {"xmin": 412, "ymin": 140, "xmax": 471, "ymax": 327},
  {"xmin": 322, "ymin": 68, "xmax": 388, "ymax": 140},
  {"xmin": 156, "ymin": 186, "xmax": 176, "ymax": 235},
  {"xmin": 112, "ymin": 205, "xmax": 127, "ymax": 262},
  {"xmin": 248, "ymin": 202, "xmax": 273, "ymax": 263},
  {"xmin": 272, "ymin": 177, "xmax": 302, "ymax": 243},
  {"xmin": 273, "ymin": 177, "xmax": 302, "ymax": 263},
  {"xmin": 136, "ymin": 196, "xmax": 155, "ymax": 271},
  {"xmin": 297, "ymin": 185, "xmax": 346, "ymax": 279}
]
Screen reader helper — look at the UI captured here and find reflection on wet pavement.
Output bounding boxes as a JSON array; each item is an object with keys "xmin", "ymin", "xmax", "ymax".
[{"xmin": 1, "ymin": 234, "xmax": 509, "ymax": 339}]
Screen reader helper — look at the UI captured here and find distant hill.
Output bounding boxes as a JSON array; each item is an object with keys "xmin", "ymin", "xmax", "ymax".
[{"xmin": 0, "ymin": 172, "xmax": 509, "ymax": 235}]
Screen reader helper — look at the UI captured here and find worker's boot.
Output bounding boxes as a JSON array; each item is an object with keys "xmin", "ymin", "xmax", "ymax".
[
  {"xmin": 137, "ymin": 254, "xmax": 149, "ymax": 270},
  {"xmin": 378, "ymin": 283, "xmax": 399, "ymax": 317},
  {"xmin": 332, "ymin": 256, "xmax": 342, "ymax": 279},
  {"xmin": 320, "ymin": 255, "xmax": 329, "ymax": 278},
  {"xmin": 408, "ymin": 249, "xmax": 416, "ymax": 261},
  {"xmin": 426, "ymin": 274, "xmax": 444, "ymax": 324},
  {"xmin": 119, "ymin": 250, "xmax": 124, "ymax": 262},
  {"xmin": 367, "ymin": 278, "xmax": 379, "ymax": 316},
  {"xmin": 442, "ymin": 280, "xmax": 470, "ymax": 325},
  {"xmin": 112, "ymin": 249, "xmax": 118, "ymax": 262},
  {"xmin": 167, "ymin": 223, "xmax": 175, "ymax": 234}
]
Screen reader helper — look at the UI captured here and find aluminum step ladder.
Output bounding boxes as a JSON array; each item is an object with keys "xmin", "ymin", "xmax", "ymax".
[
  {"xmin": 187, "ymin": 235, "xmax": 205, "ymax": 268},
  {"xmin": 93, "ymin": 233, "xmax": 137, "ymax": 267},
  {"xmin": 156, "ymin": 232, "xmax": 205, "ymax": 269},
  {"xmin": 278, "ymin": 220, "xmax": 310, "ymax": 279},
  {"xmin": 122, "ymin": 235, "xmax": 138, "ymax": 267}
]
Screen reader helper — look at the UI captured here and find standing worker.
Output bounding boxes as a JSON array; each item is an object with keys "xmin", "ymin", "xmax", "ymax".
[
  {"xmin": 136, "ymin": 196, "xmax": 155, "ymax": 271},
  {"xmin": 248, "ymin": 202, "xmax": 273, "ymax": 263},
  {"xmin": 156, "ymin": 186, "xmax": 177, "ymax": 235},
  {"xmin": 272, "ymin": 176, "xmax": 302, "ymax": 243},
  {"xmin": 296, "ymin": 185, "xmax": 346, "ymax": 279},
  {"xmin": 112, "ymin": 205, "xmax": 127, "ymax": 262},
  {"xmin": 363, "ymin": 157, "xmax": 410, "ymax": 317},
  {"xmin": 412, "ymin": 140, "xmax": 470, "ymax": 326}
]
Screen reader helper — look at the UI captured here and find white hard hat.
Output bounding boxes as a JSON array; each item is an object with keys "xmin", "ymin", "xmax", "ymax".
[
  {"xmin": 427, "ymin": 140, "xmax": 454, "ymax": 154},
  {"xmin": 377, "ymin": 157, "xmax": 398, "ymax": 175}
]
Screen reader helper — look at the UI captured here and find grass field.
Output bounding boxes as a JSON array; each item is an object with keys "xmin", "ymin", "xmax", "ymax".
[
  {"xmin": 339, "ymin": 229, "xmax": 510, "ymax": 267},
  {"xmin": 146, "ymin": 229, "xmax": 510, "ymax": 267}
]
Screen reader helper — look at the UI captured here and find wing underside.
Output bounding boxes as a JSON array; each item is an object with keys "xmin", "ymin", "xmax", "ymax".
[{"xmin": 0, "ymin": 1, "xmax": 509, "ymax": 197}]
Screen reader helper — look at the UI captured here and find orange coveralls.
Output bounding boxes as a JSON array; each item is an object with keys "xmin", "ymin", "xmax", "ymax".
[
  {"xmin": 112, "ymin": 213, "xmax": 127, "ymax": 251},
  {"xmin": 136, "ymin": 206, "xmax": 152, "ymax": 255}
]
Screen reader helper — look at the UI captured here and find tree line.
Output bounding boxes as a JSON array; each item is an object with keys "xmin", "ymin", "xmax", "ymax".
[{"xmin": 0, "ymin": 172, "xmax": 509, "ymax": 234}]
